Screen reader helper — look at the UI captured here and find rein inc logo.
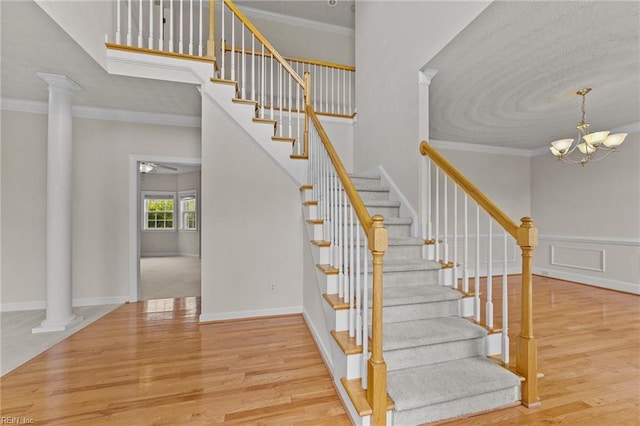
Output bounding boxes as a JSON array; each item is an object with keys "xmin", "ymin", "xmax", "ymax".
[{"xmin": 0, "ymin": 418, "xmax": 34, "ymax": 424}]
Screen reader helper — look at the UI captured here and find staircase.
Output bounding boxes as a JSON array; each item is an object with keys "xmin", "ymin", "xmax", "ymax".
[{"xmin": 304, "ymin": 173, "xmax": 520, "ymax": 424}]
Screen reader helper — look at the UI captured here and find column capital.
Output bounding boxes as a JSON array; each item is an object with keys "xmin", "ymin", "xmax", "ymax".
[
  {"xmin": 37, "ymin": 72, "xmax": 82, "ymax": 92},
  {"xmin": 418, "ymin": 68, "xmax": 438, "ymax": 86}
]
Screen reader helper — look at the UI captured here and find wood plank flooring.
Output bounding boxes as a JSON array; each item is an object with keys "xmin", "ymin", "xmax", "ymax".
[
  {"xmin": 1, "ymin": 276, "xmax": 639, "ymax": 425},
  {"xmin": 0, "ymin": 298, "xmax": 350, "ymax": 425}
]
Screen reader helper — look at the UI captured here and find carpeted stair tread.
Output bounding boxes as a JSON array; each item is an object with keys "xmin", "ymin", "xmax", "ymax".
[
  {"xmin": 362, "ymin": 199, "xmax": 400, "ymax": 207},
  {"xmin": 349, "ymin": 173, "xmax": 380, "ymax": 179},
  {"xmin": 383, "ymin": 317, "xmax": 486, "ymax": 351},
  {"xmin": 388, "ymin": 357, "xmax": 521, "ymax": 411},
  {"xmin": 382, "ymin": 285, "xmax": 460, "ymax": 306},
  {"xmin": 382, "ymin": 258, "xmax": 441, "ymax": 272},
  {"xmin": 381, "ymin": 217, "xmax": 413, "ymax": 225},
  {"xmin": 352, "ymin": 183, "xmax": 390, "ymax": 192}
]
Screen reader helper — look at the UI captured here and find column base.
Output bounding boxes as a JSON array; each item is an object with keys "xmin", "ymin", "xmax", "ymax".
[{"xmin": 32, "ymin": 314, "xmax": 84, "ymax": 334}]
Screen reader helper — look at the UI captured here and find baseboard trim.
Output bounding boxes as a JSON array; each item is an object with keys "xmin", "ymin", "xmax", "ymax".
[
  {"xmin": 533, "ymin": 267, "xmax": 640, "ymax": 295},
  {"xmin": 1, "ymin": 296, "xmax": 128, "ymax": 312},
  {"xmin": 199, "ymin": 306, "xmax": 303, "ymax": 323},
  {"xmin": 302, "ymin": 309, "xmax": 335, "ymax": 374}
]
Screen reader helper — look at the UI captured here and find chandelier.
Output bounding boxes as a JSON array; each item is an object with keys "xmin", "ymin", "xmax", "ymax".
[{"xmin": 549, "ymin": 88, "xmax": 627, "ymax": 165}]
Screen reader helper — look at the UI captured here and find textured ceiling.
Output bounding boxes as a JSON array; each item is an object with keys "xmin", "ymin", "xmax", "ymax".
[
  {"xmin": 426, "ymin": 1, "xmax": 640, "ymax": 150},
  {"xmin": 234, "ymin": 0, "xmax": 355, "ymax": 29}
]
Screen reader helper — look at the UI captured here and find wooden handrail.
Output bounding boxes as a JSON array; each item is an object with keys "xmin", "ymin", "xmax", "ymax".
[
  {"xmin": 223, "ymin": 45, "xmax": 355, "ymax": 71},
  {"xmin": 420, "ymin": 140, "xmax": 518, "ymax": 239},
  {"xmin": 307, "ymin": 105, "xmax": 372, "ymax": 231},
  {"xmin": 420, "ymin": 139, "xmax": 539, "ymax": 408},
  {"xmin": 223, "ymin": 0, "xmax": 305, "ymax": 87}
]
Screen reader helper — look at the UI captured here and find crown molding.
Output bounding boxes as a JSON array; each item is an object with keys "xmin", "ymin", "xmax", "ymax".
[
  {"xmin": 430, "ymin": 139, "xmax": 535, "ymax": 157},
  {"xmin": 236, "ymin": 5, "xmax": 354, "ymax": 37},
  {"xmin": 1, "ymin": 98, "xmax": 201, "ymax": 128}
]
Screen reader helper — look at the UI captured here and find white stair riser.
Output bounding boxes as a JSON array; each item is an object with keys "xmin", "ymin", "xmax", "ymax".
[
  {"xmin": 300, "ymin": 189, "xmax": 314, "ymax": 202},
  {"xmin": 322, "ymin": 298, "xmax": 349, "ymax": 332},
  {"xmin": 311, "ymin": 244, "xmax": 330, "ymax": 265},
  {"xmin": 306, "ymin": 222, "xmax": 324, "ymax": 241},
  {"xmin": 304, "ymin": 204, "xmax": 318, "ymax": 218},
  {"xmin": 384, "ymin": 337, "xmax": 486, "ymax": 372},
  {"xmin": 331, "ymin": 339, "xmax": 364, "ymax": 380}
]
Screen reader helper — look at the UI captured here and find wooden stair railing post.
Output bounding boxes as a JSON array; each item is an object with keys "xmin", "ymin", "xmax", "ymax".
[
  {"xmin": 367, "ymin": 215, "xmax": 388, "ymax": 426},
  {"xmin": 304, "ymin": 71, "xmax": 311, "ymax": 157},
  {"xmin": 516, "ymin": 217, "xmax": 540, "ymax": 407},
  {"xmin": 207, "ymin": 0, "xmax": 216, "ymax": 60}
]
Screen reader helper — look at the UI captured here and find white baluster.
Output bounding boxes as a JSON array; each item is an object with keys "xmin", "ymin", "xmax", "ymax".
[
  {"xmin": 138, "ymin": 0, "xmax": 143, "ymax": 48},
  {"xmin": 331, "ymin": 67, "xmax": 335, "ymax": 114},
  {"xmin": 502, "ymin": 230, "xmax": 509, "ymax": 363},
  {"xmin": 486, "ymin": 219, "xmax": 493, "ymax": 328},
  {"xmin": 338, "ymin": 183, "xmax": 344, "ymax": 299},
  {"xmin": 361, "ymin": 232, "xmax": 369, "ymax": 389},
  {"xmin": 179, "ymin": 0, "xmax": 183, "ymax": 53},
  {"xmin": 278, "ymin": 65, "xmax": 283, "ymax": 136},
  {"xmin": 474, "ymin": 204, "xmax": 480, "ymax": 322},
  {"xmin": 241, "ymin": 23, "xmax": 245, "ymax": 99},
  {"xmin": 220, "ymin": 1, "xmax": 224, "ymax": 78},
  {"xmin": 116, "ymin": 0, "xmax": 122, "ymax": 44},
  {"xmin": 444, "ymin": 175, "xmax": 449, "ymax": 269},
  {"xmin": 313, "ymin": 64, "xmax": 317, "ymax": 111},
  {"xmin": 270, "ymin": 56, "xmax": 274, "ymax": 120},
  {"xmin": 126, "ymin": 0, "xmax": 132, "ymax": 46},
  {"xmin": 349, "ymin": 204, "xmax": 355, "ymax": 338},
  {"xmin": 342, "ymin": 68, "xmax": 346, "ymax": 115},
  {"xmin": 158, "ymin": 0, "xmax": 164, "ymax": 51},
  {"xmin": 230, "ymin": 15, "xmax": 234, "ymax": 80},
  {"xmin": 189, "ymin": 0, "xmax": 194, "ymax": 55},
  {"xmin": 427, "ymin": 159, "xmax": 432, "ymax": 243},
  {"xmin": 296, "ymin": 85, "xmax": 301, "ymax": 154},
  {"xmin": 169, "ymin": 0, "xmax": 174, "ymax": 52},
  {"xmin": 288, "ymin": 76, "xmax": 292, "ymax": 138},
  {"xmin": 435, "ymin": 169, "xmax": 440, "ymax": 261},
  {"xmin": 348, "ymin": 69, "xmax": 352, "ymax": 115},
  {"xmin": 325, "ymin": 65, "xmax": 329, "ymax": 113},
  {"xmin": 251, "ymin": 35, "xmax": 255, "ymax": 101},
  {"xmin": 260, "ymin": 44, "xmax": 265, "ymax": 118},
  {"xmin": 148, "ymin": 0, "xmax": 153, "ymax": 49},
  {"xmin": 463, "ymin": 194, "xmax": 469, "ymax": 293},
  {"xmin": 453, "ymin": 185, "xmax": 458, "ymax": 289},
  {"xmin": 355, "ymin": 216, "xmax": 362, "ymax": 346},
  {"xmin": 198, "ymin": 0, "xmax": 203, "ymax": 56}
]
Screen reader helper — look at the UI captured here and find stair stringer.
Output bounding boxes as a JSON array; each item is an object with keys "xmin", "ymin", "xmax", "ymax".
[
  {"xmin": 203, "ymin": 83, "xmax": 307, "ymax": 185},
  {"xmin": 104, "ymin": 48, "xmax": 306, "ymax": 185}
]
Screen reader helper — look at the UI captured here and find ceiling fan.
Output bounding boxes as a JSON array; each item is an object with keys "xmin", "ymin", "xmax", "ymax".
[{"xmin": 139, "ymin": 162, "xmax": 178, "ymax": 173}]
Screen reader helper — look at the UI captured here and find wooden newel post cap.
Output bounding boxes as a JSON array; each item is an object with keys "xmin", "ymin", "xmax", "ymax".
[
  {"xmin": 368, "ymin": 215, "xmax": 388, "ymax": 252},
  {"xmin": 517, "ymin": 217, "xmax": 538, "ymax": 247}
]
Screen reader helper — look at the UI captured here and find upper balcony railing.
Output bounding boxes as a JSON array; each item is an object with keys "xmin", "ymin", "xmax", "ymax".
[{"xmin": 109, "ymin": 0, "xmax": 355, "ymax": 118}]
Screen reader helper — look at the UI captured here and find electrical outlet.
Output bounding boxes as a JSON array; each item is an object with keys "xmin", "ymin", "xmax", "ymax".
[{"xmin": 268, "ymin": 283, "xmax": 276, "ymax": 293}]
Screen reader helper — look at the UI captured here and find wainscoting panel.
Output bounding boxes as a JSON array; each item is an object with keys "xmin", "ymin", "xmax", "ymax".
[{"xmin": 550, "ymin": 245, "xmax": 605, "ymax": 272}]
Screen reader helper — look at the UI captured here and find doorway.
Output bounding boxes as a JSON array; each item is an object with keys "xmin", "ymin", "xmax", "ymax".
[{"xmin": 129, "ymin": 155, "xmax": 202, "ymax": 301}]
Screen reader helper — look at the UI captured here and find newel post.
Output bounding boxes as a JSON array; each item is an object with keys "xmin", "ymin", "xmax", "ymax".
[
  {"xmin": 367, "ymin": 215, "xmax": 388, "ymax": 425},
  {"xmin": 303, "ymin": 71, "xmax": 311, "ymax": 157},
  {"xmin": 516, "ymin": 217, "xmax": 540, "ymax": 407},
  {"xmin": 206, "ymin": 0, "xmax": 216, "ymax": 60}
]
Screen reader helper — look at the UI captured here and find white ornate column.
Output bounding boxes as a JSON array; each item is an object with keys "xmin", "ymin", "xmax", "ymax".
[
  {"xmin": 33, "ymin": 73, "xmax": 83, "ymax": 334},
  {"xmin": 418, "ymin": 68, "xmax": 438, "ymax": 260}
]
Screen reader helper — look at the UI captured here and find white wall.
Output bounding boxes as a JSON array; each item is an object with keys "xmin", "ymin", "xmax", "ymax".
[
  {"xmin": 200, "ymin": 96, "xmax": 303, "ymax": 321},
  {"xmin": 531, "ymin": 132, "xmax": 640, "ymax": 293},
  {"xmin": 354, "ymin": 1, "xmax": 491, "ymax": 209},
  {"xmin": 1, "ymin": 110, "xmax": 201, "ymax": 310},
  {"xmin": 35, "ymin": 0, "xmax": 112, "ymax": 71}
]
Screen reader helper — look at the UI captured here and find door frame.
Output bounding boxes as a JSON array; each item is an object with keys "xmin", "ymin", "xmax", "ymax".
[{"xmin": 128, "ymin": 154, "xmax": 202, "ymax": 302}]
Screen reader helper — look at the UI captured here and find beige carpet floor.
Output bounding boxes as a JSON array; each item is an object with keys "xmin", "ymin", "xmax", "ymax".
[{"xmin": 140, "ymin": 256, "xmax": 201, "ymax": 300}]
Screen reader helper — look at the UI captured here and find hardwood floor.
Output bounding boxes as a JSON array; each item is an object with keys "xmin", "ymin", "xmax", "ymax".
[
  {"xmin": 1, "ymin": 277, "xmax": 638, "ymax": 425},
  {"xmin": 0, "ymin": 298, "xmax": 350, "ymax": 425}
]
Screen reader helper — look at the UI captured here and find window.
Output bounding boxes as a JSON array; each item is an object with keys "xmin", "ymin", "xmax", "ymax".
[
  {"xmin": 179, "ymin": 190, "xmax": 197, "ymax": 230},
  {"xmin": 142, "ymin": 192, "xmax": 175, "ymax": 230}
]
